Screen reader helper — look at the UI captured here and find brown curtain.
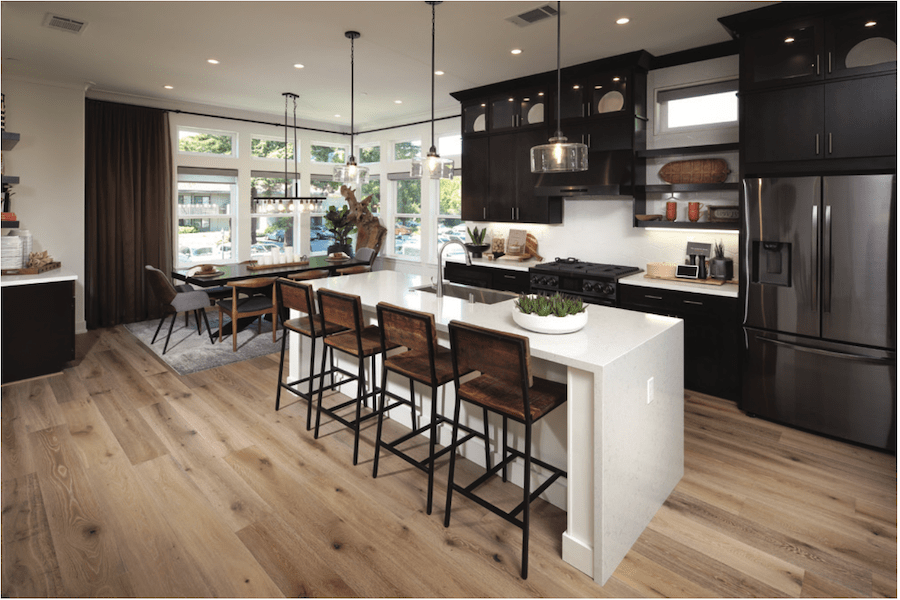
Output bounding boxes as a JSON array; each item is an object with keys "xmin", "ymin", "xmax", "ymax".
[{"xmin": 85, "ymin": 99, "xmax": 173, "ymax": 329}]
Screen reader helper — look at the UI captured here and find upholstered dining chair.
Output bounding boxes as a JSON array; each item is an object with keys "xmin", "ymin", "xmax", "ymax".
[
  {"xmin": 144, "ymin": 265, "xmax": 214, "ymax": 354},
  {"xmin": 216, "ymin": 277, "xmax": 279, "ymax": 352},
  {"xmin": 337, "ymin": 246, "xmax": 376, "ymax": 275}
]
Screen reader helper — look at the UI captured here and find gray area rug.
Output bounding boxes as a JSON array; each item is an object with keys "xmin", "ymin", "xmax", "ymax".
[{"xmin": 124, "ymin": 312, "xmax": 281, "ymax": 375}]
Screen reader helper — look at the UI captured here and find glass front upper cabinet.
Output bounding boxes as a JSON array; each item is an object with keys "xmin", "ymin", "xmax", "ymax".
[
  {"xmin": 462, "ymin": 102, "xmax": 488, "ymax": 136},
  {"xmin": 559, "ymin": 71, "xmax": 629, "ymax": 120},
  {"xmin": 489, "ymin": 88, "xmax": 547, "ymax": 132},
  {"xmin": 826, "ymin": 6, "xmax": 897, "ymax": 78},
  {"xmin": 742, "ymin": 18, "xmax": 824, "ymax": 89}
]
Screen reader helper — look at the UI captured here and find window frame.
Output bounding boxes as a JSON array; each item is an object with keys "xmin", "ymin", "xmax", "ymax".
[{"xmin": 175, "ymin": 167, "xmax": 238, "ymax": 267}]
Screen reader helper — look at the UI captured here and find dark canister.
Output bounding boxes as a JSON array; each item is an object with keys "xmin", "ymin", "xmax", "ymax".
[{"xmin": 709, "ymin": 256, "xmax": 733, "ymax": 280}]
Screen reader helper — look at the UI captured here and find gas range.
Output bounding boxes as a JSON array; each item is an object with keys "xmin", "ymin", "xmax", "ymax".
[{"xmin": 529, "ymin": 258, "xmax": 642, "ymax": 306}]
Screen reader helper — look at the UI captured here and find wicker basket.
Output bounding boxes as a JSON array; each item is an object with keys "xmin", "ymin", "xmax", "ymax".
[
  {"xmin": 658, "ymin": 158, "xmax": 730, "ymax": 184},
  {"xmin": 646, "ymin": 262, "xmax": 677, "ymax": 279}
]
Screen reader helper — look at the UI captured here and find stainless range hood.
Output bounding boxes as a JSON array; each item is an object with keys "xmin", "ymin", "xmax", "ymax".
[{"xmin": 534, "ymin": 149, "xmax": 636, "ymax": 198}]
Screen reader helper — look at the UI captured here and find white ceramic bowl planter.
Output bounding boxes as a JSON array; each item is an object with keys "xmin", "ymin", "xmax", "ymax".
[{"xmin": 512, "ymin": 295, "xmax": 589, "ymax": 334}]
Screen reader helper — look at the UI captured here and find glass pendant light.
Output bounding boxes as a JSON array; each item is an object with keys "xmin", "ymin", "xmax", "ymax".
[
  {"xmin": 530, "ymin": 1, "xmax": 588, "ymax": 173},
  {"xmin": 334, "ymin": 31, "xmax": 369, "ymax": 186},
  {"xmin": 411, "ymin": 1, "xmax": 454, "ymax": 180}
]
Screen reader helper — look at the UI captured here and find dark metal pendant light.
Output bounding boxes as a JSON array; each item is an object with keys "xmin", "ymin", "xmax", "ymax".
[
  {"xmin": 530, "ymin": 1, "xmax": 588, "ymax": 173},
  {"xmin": 411, "ymin": 0, "xmax": 454, "ymax": 179},
  {"xmin": 334, "ymin": 30, "xmax": 369, "ymax": 185}
]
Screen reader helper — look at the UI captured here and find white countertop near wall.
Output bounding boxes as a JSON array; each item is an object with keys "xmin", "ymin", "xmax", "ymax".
[
  {"xmin": 620, "ymin": 272, "xmax": 739, "ymax": 298},
  {"xmin": 0, "ymin": 266, "xmax": 79, "ymax": 287}
]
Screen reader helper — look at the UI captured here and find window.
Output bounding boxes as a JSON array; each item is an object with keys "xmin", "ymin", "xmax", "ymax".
[
  {"xmin": 437, "ymin": 175, "xmax": 465, "ymax": 260},
  {"xmin": 358, "ymin": 144, "xmax": 381, "ymax": 164},
  {"xmin": 178, "ymin": 127, "xmax": 236, "ymax": 157},
  {"xmin": 251, "ymin": 136, "xmax": 294, "ymax": 160},
  {"xmin": 394, "ymin": 140, "xmax": 422, "ymax": 161},
  {"xmin": 176, "ymin": 167, "xmax": 236, "ymax": 266},
  {"xmin": 657, "ymin": 80, "xmax": 738, "ymax": 132},
  {"xmin": 251, "ymin": 171, "xmax": 297, "ymax": 258},
  {"xmin": 359, "ymin": 177, "xmax": 381, "ymax": 214},
  {"xmin": 311, "ymin": 143, "xmax": 348, "ymax": 164},
  {"xmin": 310, "ymin": 177, "xmax": 344, "ymax": 255},
  {"xmin": 392, "ymin": 176, "xmax": 422, "ymax": 258},
  {"xmin": 438, "ymin": 134, "xmax": 462, "ymax": 157}
]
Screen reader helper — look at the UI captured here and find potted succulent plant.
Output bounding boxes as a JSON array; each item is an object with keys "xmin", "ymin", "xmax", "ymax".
[
  {"xmin": 465, "ymin": 226, "xmax": 490, "ymax": 258},
  {"xmin": 512, "ymin": 293, "xmax": 588, "ymax": 334},
  {"xmin": 324, "ymin": 205, "xmax": 356, "ymax": 257}
]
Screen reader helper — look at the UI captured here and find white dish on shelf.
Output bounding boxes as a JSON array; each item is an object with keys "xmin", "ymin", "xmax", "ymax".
[
  {"xmin": 472, "ymin": 114, "xmax": 486, "ymax": 132},
  {"xmin": 597, "ymin": 90, "xmax": 625, "ymax": 113},
  {"xmin": 845, "ymin": 37, "xmax": 897, "ymax": 69},
  {"xmin": 526, "ymin": 102, "xmax": 544, "ymax": 125}
]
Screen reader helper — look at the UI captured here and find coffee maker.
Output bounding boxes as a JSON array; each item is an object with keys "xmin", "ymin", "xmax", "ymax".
[{"xmin": 686, "ymin": 242, "xmax": 711, "ymax": 279}]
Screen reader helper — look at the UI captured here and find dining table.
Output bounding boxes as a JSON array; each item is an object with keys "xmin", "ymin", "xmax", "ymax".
[
  {"xmin": 171, "ymin": 255, "xmax": 367, "ymax": 338},
  {"xmin": 171, "ymin": 255, "xmax": 368, "ymax": 287}
]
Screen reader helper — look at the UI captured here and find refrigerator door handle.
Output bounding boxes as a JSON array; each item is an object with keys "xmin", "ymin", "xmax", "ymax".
[
  {"xmin": 758, "ymin": 336, "xmax": 892, "ymax": 364},
  {"xmin": 811, "ymin": 205, "xmax": 818, "ymax": 309},
  {"xmin": 824, "ymin": 205, "xmax": 832, "ymax": 313}
]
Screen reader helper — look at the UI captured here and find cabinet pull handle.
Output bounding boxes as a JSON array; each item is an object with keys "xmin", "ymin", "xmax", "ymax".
[
  {"xmin": 828, "ymin": 132, "xmax": 833, "ymax": 155},
  {"xmin": 811, "ymin": 205, "xmax": 818, "ymax": 308},
  {"xmin": 512, "ymin": 207, "xmax": 515, "ymax": 220},
  {"xmin": 483, "ymin": 207, "xmax": 486, "ymax": 220},
  {"xmin": 586, "ymin": 133, "xmax": 591, "ymax": 148},
  {"xmin": 828, "ymin": 51, "xmax": 832, "ymax": 74},
  {"xmin": 503, "ymin": 274, "xmax": 516, "ymax": 279},
  {"xmin": 815, "ymin": 133, "xmax": 820, "ymax": 155},
  {"xmin": 683, "ymin": 300, "xmax": 704, "ymax": 306},
  {"xmin": 645, "ymin": 294, "xmax": 663, "ymax": 300},
  {"xmin": 815, "ymin": 54, "xmax": 820, "ymax": 76}
]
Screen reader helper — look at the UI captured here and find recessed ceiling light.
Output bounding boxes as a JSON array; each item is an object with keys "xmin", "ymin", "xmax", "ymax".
[
  {"xmin": 865, "ymin": 20, "xmax": 877, "ymax": 27},
  {"xmin": 294, "ymin": 63, "xmax": 305, "ymax": 69},
  {"xmin": 616, "ymin": 17, "xmax": 630, "ymax": 25},
  {"xmin": 784, "ymin": 37, "xmax": 795, "ymax": 43},
  {"xmin": 207, "ymin": 59, "xmax": 219, "ymax": 64},
  {"xmin": 434, "ymin": 70, "xmax": 444, "ymax": 75},
  {"xmin": 334, "ymin": 114, "xmax": 341, "ymax": 118},
  {"xmin": 394, "ymin": 100, "xmax": 403, "ymax": 104},
  {"xmin": 511, "ymin": 48, "xmax": 522, "ymax": 55},
  {"xmin": 163, "ymin": 85, "xmax": 174, "ymax": 90}
]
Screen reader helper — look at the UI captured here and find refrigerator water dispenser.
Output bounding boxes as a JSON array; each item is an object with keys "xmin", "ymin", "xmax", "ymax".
[{"xmin": 753, "ymin": 241, "xmax": 791, "ymax": 286}]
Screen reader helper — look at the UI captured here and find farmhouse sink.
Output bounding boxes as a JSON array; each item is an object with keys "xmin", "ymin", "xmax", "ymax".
[{"xmin": 411, "ymin": 282, "xmax": 517, "ymax": 305}]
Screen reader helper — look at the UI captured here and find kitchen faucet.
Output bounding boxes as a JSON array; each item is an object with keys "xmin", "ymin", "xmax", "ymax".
[{"xmin": 437, "ymin": 240, "xmax": 471, "ymax": 298}]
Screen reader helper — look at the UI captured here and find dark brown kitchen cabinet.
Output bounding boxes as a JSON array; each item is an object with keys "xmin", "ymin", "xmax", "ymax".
[
  {"xmin": 2, "ymin": 280, "xmax": 76, "ymax": 384},
  {"xmin": 490, "ymin": 87, "xmax": 547, "ymax": 132},
  {"xmin": 460, "ymin": 135, "xmax": 490, "ymax": 221},
  {"xmin": 733, "ymin": 4, "xmax": 896, "ymax": 91},
  {"xmin": 488, "ymin": 128, "xmax": 560, "ymax": 223},
  {"xmin": 619, "ymin": 284, "xmax": 741, "ymax": 402},
  {"xmin": 742, "ymin": 73, "xmax": 896, "ymax": 165}
]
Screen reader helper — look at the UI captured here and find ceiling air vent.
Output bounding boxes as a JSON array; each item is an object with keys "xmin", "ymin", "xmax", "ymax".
[
  {"xmin": 506, "ymin": 4, "xmax": 558, "ymax": 27},
  {"xmin": 42, "ymin": 13, "xmax": 88, "ymax": 34}
]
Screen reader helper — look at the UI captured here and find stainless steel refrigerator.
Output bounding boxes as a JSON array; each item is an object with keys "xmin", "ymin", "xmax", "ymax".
[{"xmin": 742, "ymin": 175, "xmax": 896, "ymax": 450}]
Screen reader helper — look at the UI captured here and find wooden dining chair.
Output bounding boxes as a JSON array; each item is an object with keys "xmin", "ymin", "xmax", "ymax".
[
  {"xmin": 216, "ymin": 276, "xmax": 279, "ymax": 352},
  {"xmin": 288, "ymin": 269, "xmax": 331, "ymax": 281}
]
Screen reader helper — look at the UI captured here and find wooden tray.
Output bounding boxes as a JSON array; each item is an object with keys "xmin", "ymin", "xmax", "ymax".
[
  {"xmin": 1, "ymin": 261, "xmax": 61, "ymax": 276},
  {"xmin": 644, "ymin": 274, "xmax": 735, "ymax": 286},
  {"xmin": 246, "ymin": 260, "xmax": 309, "ymax": 271},
  {"xmin": 497, "ymin": 253, "xmax": 532, "ymax": 262}
]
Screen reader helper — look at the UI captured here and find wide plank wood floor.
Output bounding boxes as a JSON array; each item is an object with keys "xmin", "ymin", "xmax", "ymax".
[{"xmin": 2, "ymin": 325, "xmax": 896, "ymax": 597}]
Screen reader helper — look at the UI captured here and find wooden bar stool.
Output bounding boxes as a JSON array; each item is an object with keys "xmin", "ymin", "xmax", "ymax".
[
  {"xmin": 274, "ymin": 278, "xmax": 345, "ymax": 429},
  {"xmin": 315, "ymin": 288, "xmax": 401, "ymax": 465},
  {"xmin": 288, "ymin": 269, "xmax": 330, "ymax": 281},
  {"xmin": 372, "ymin": 302, "xmax": 491, "ymax": 514},
  {"xmin": 444, "ymin": 320, "xmax": 568, "ymax": 579},
  {"xmin": 336, "ymin": 265, "xmax": 370, "ymax": 275}
]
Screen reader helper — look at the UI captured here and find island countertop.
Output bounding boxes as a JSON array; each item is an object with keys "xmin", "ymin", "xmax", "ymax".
[
  {"xmin": 304, "ymin": 270, "xmax": 681, "ymax": 372},
  {"xmin": 294, "ymin": 270, "xmax": 684, "ymax": 584}
]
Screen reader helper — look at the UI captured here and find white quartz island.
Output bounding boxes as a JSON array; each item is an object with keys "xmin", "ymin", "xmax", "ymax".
[{"xmin": 291, "ymin": 270, "xmax": 684, "ymax": 584}]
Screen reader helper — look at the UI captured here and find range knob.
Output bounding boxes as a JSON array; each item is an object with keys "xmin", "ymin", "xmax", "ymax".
[{"xmin": 602, "ymin": 283, "xmax": 615, "ymax": 296}]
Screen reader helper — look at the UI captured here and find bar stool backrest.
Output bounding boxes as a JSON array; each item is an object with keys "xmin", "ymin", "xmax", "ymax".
[
  {"xmin": 377, "ymin": 302, "xmax": 439, "ymax": 382},
  {"xmin": 317, "ymin": 288, "xmax": 365, "ymax": 334},
  {"xmin": 448, "ymin": 320, "xmax": 535, "ymax": 417},
  {"xmin": 276, "ymin": 277, "xmax": 316, "ymax": 330}
]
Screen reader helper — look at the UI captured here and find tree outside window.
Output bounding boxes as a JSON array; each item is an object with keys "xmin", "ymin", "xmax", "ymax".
[
  {"xmin": 311, "ymin": 144, "xmax": 347, "ymax": 164},
  {"xmin": 437, "ymin": 176, "xmax": 465, "ymax": 259},
  {"xmin": 251, "ymin": 138, "xmax": 294, "ymax": 159},
  {"xmin": 178, "ymin": 129, "xmax": 235, "ymax": 156},
  {"xmin": 359, "ymin": 145, "xmax": 381, "ymax": 164},
  {"xmin": 394, "ymin": 179, "xmax": 422, "ymax": 258},
  {"xmin": 394, "ymin": 140, "xmax": 422, "ymax": 160}
]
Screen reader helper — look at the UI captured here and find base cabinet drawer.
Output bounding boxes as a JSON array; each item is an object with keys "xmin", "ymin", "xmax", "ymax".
[
  {"xmin": 619, "ymin": 285, "xmax": 741, "ymax": 402},
  {"xmin": 445, "ymin": 262, "xmax": 529, "ymax": 294}
]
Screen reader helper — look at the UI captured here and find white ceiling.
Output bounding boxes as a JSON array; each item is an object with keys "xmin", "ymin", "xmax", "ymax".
[{"xmin": 1, "ymin": 1, "xmax": 770, "ymax": 131}]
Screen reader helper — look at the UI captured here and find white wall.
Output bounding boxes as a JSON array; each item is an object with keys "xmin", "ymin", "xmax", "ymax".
[{"xmin": 2, "ymin": 77, "xmax": 87, "ymax": 333}]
